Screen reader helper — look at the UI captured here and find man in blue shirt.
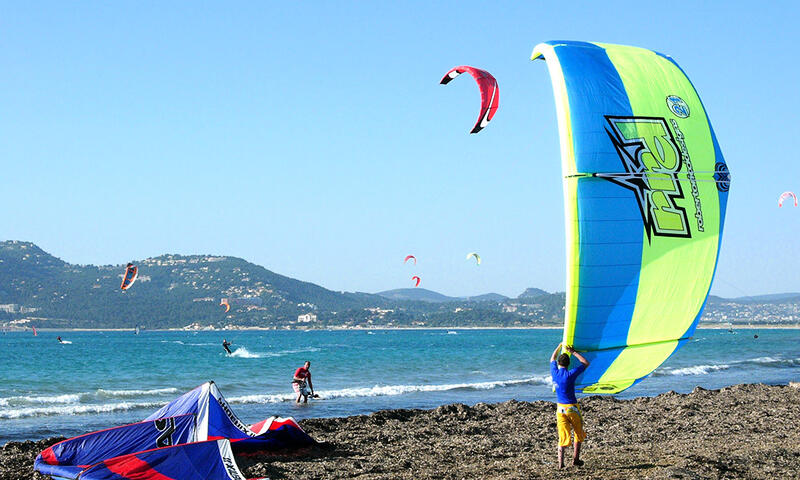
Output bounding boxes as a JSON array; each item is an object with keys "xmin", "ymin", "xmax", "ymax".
[{"xmin": 550, "ymin": 343, "xmax": 590, "ymax": 468}]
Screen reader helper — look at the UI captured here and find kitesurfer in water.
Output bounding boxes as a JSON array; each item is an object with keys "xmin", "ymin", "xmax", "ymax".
[
  {"xmin": 550, "ymin": 343, "xmax": 590, "ymax": 469},
  {"xmin": 292, "ymin": 361, "xmax": 314, "ymax": 404},
  {"xmin": 57, "ymin": 336, "xmax": 63, "ymax": 344},
  {"xmin": 222, "ymin": 339, "xmax": 232, "ymax": 355}
]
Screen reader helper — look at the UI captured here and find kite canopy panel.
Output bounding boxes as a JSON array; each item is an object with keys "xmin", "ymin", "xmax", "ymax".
[
  {"xmin": 78, "ymin": 440, "xmax": 257, "ymax": 480},
  {"xmin": 34, "ymin": 383, "xmax": 307, "ymax": 479},
  {"xmin": 532, "ymin": 41, "xmax": 729, "ymax": 394},
  {"xmin": 34, "ymin": 414, "xmax": 198, "ymax": 480},
  {"xmin": 145, "ymin": 382, "xmax": 315, "ymax": 451}
]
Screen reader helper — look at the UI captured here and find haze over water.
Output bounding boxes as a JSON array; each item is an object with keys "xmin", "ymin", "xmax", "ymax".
[{"xmin": 2, "ymin": 328, "xmax": 798, "ymax": 444}]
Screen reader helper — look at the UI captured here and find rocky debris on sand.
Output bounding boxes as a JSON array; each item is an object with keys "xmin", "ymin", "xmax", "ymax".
[{"xmin": 3, "ymin": 384, "xmax": 799, "ymax": 480}]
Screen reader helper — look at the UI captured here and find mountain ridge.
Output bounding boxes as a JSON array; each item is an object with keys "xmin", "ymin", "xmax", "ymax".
[
  {"xmin": 0, "ymin": 241, "xmax": 557, "ymax": 329},
  {"xmin": 2, "ymin": 241, "xmax": 798, "ymax": 329}
]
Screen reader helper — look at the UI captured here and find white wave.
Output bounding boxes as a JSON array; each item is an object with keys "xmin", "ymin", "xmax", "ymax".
[
  {"xmin": 159, "ymin": 340, "xmax": 185, "ymax": 345},
  {"xmin": 274, "ymin": 347, "xmax": 320, "ymax": 355},
  {"xmin": 228, "ymin": 393, "xmax": 296, "ymax": 404},
  {"xmin": 228, "ymin": 346, "xmax": 320, "ymax": 359},
  {"xmin": 96, "ymin": 387, "xmax": 179, "ymax": 397},
  {"xmin": 0, "ymin": 393, "xmax": 83, "ymax": 407},
  {"xmin": 749, "ymin": 356, "xmax": 780, "ymax": 364},
  {"xmin": 230, "ymin": 347, "xmax": 264, "ymax": 358},
  {"xmin": 0, "ymin": 401, "xmax": 162, "ymax": 420},
  {"xmin": 745, "ymin": 356, "xmax": 800, "ymax": 367},
  {"xmin": 447, "ymin": 331, "xmax": 458, "ymax": 335},
  {"xmin": 60, "ymin": 340, "xmax": 72, "ymax": 344},
  {"xmin": 227, "ymin": 376, "xmax": 552, "ymax": 405},
  {"xmin": 658, "ymin": 364, "xmax": 731, "ymax": 376}
]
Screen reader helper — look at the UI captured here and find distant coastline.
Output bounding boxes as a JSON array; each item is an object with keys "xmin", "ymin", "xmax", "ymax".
[{"xmin": 7, "ymin": 323, "xmax": 800, "ymax": 333}]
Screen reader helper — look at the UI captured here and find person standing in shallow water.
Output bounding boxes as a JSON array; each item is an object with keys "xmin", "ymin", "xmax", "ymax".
[
  {"xmin": 292, "ymin": 361, "xmax": 314, "ymax": 404},
  {"xmin": 550, "ymin": 343, "xmax": 590, "ymax": 469}
]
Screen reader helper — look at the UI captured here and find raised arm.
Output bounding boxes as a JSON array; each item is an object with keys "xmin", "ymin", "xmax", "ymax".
[
  {"xmin": 550, "ymin": 343, "xmax": 563, "ymax": 362},
  {"xmin": 565, "ymin": 346, "xmax": 589, "ymax": 366}
]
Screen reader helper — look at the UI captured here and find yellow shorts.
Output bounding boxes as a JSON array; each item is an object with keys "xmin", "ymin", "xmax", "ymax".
[{"xmin": 556, "ymin": 403, "xmax": 586, "ymax": 447}]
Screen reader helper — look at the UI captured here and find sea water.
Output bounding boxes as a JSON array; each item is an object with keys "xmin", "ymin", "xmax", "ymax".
[{"xmin": 1, "ymin": 328, "xmax": 798, "ymax": 443}]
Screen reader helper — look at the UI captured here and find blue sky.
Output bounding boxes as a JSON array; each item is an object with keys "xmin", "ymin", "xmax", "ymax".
[{"xmin": 1, "ymin": 2, "xmax": 798, "ymax": 298}]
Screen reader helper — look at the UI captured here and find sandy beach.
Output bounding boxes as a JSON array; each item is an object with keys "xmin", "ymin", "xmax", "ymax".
[{"xmin": 4, "ymin": 383, "xmax": 798, "ymax": 480}]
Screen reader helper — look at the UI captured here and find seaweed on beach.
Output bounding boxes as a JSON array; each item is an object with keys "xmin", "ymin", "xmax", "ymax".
[{"xmin": 4, "ymin": 384, "xmax": 799, "ymax": 480}]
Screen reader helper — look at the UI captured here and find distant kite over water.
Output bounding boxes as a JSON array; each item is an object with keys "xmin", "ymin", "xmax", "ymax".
[
  {"xmin": 120, "ymin": 263, "xmax": 138, "ymax": 291},
  {"xmin": 440, "ymin": 65, "xmax": 499, "ymax": 134},
  {"xmin": 404, "ymin": 255, "xmax": 417, "ymax": 265},
  {"xmin": 411, "ymin": 276, "xmax": 421, "ymax": 287}
]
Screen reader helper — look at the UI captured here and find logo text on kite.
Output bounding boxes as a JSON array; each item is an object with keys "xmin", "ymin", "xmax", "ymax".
[
  {"xmin": 666, "ymin": 95, "xmax": 689, "ymax": 118},
  {"xmin": 604, "ymin": 116, "xmax": 691, "ymax": 241}
]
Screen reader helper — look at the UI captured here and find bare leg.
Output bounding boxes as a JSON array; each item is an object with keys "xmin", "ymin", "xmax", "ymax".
[
  {"xmin": 572, "ymin": 441, "xmax": 583, "ymax": 466},
  {"xmin": 557, "ymin": 446, "xmax": 564, "ymax": 469}
]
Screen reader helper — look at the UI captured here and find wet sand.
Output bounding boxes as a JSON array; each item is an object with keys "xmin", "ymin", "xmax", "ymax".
[{"xmin": 4, "ymin": 383, "xmax": 799, "ymax": 480}]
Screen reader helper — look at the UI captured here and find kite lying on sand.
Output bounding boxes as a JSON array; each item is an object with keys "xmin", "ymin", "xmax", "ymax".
[{"xmin": 35, "ymin": 382, "xmax": 314, "ymax": 479}]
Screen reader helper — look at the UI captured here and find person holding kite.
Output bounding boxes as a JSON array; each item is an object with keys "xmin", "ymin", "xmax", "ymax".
[{"xmin": 550, "ymin": 343, "xmax": 590, "ymax": 468}]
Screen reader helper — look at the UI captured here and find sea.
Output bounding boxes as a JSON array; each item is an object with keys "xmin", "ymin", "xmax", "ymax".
[{"xmin": 2, "ymin": 328, "xmax": 799, "ymax": 444}]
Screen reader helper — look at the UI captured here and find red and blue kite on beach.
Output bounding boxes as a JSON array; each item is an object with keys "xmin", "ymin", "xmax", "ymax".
[{"xmin": 34, "ymin": 382, "xmax": 314, "ymax": 479}]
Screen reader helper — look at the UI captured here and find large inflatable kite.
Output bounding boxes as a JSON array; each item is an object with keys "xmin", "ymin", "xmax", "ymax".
[
  {"xmin": 440, "ymin": 65, "xmax": 499, "ymax": 134},
  {"xmin": 144, "ymin": 382, "xmax": 314, "ymax": 451},
  {"xmin": 532, "ymin": 41, "xmax": 730, "ymax": 393},
  {"xmin": 35, "ymin": 382, "xmax": 314, "ymax": 479}
]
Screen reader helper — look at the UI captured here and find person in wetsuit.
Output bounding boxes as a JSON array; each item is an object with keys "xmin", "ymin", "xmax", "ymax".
[
  {"xmin": 222, "ymin": 338, "xmax": 232, "ymax": 355},
  {"xmin": 57, "ymin": 336, "xmax": 63, "ymax": 344}
]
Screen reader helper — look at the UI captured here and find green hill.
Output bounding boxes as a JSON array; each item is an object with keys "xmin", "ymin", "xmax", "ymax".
[
  {"xmin": 0, "ymin": 241, "xmax": 572, "ymax": 329},
  {"xmin": 0, "ymin": 241, "xmax": 389, "ymax": 329},
  {"xmin": 376, "ymin": 288, "xmax": 460, "ymax": 303}
]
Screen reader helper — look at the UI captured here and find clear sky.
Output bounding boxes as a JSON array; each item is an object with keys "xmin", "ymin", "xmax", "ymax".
[{"xmin": 2, "ymin": 1, "xmax": 798, "ymax": 298}]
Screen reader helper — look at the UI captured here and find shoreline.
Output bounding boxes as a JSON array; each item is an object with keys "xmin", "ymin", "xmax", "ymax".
[
  {"xmin": 4, "ymin": 382, "xmax": 799, "ymax": 479},
  {"xmin": 6, "ymin": 323, "xmax": 800, "ymax": 333}
]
